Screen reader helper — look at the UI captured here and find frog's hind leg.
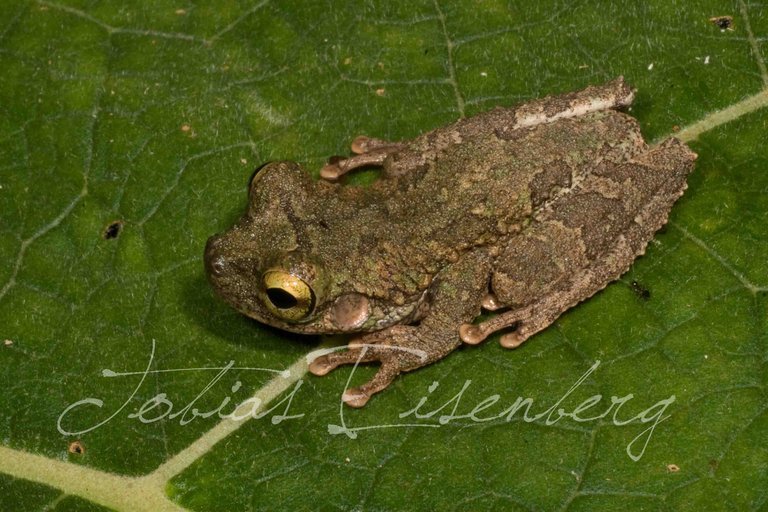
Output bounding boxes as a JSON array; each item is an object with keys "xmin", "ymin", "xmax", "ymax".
[
  {"xmin": 462, "ymin": 137, "xmax": 696, "ymax": 349},
  {"xmin": 510, "ymin": 76, "xmax": 635, "ymax": 130},
  {"xmin": 350, "ymin": 136, "xmax": 401, "ymax": 155}
]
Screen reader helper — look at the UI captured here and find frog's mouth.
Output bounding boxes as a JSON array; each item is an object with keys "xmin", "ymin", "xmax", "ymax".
[
  {"xmin": 229, "ymin": 296, "xmax": 371, "ymax": 336},
  {"xmin": 255, "ymin": 291, "xmax": 373, "ymax": 334}
]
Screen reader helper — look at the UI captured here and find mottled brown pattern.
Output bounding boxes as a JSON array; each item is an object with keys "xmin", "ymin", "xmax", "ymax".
[{"xmin": 205, "ymin": 78, "xmax": 696, "ymax": 407}]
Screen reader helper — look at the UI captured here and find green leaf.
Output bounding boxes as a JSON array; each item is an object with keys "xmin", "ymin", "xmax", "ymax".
[{"xmin": 1, "ymin": 0, "xmax": 766, "ymax": 510}]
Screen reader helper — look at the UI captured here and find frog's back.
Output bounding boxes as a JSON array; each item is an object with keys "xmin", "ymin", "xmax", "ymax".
[{"xmin": 380, "ymin": 109, "xmax": 649, "ymax": 255}]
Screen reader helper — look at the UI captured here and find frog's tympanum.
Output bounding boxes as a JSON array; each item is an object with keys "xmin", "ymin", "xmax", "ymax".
[{"xmin": 205, "ymin": 78, "xmax": 696, "ymax": 407}]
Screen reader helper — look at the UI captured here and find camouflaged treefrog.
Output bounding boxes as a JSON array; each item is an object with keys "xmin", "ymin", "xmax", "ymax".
[{"xmin": 204, "ymin": 77, "xmax": 696, "ymax": 407}]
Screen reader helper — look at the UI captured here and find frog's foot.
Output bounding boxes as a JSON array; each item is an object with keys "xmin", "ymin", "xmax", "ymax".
[
  {"xmin": 308, "ymin": 326, "xmax": 431, "ymax": 407},
  {"xmin": 459, "ymin": 303, "xmax": 552, "ymax": 349},
  {"xmin": 481, "ymin": 293, "xmax": 503, "ymax": 311},
  {"xmin": 320, "ymin": 142, "xmax": 405, "ymax": 181}
]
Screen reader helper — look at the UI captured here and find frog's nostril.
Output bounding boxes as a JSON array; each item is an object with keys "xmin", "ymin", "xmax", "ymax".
[
  {"xmin": 210, "ymin": 256, "xmax": 226, "ymax": 276},
  {"xmin": 204, "ymin": 237, "xmax": 227, "ymax": 277}
]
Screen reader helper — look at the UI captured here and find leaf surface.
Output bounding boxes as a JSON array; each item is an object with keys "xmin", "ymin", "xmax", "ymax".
[{"xmin": 1, "ymin": 1, "xmax": 767, "ymax": 510}]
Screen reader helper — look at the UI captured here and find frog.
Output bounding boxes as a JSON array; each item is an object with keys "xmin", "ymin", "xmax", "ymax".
[{"xmin": 204, "ymin": 77, "xmax": 696, "ymax": 408}]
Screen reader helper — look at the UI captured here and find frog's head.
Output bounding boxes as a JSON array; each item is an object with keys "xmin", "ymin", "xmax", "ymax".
[{"xmin": 204, "ymin": 161, "xmax": 379, "ymax": 334}]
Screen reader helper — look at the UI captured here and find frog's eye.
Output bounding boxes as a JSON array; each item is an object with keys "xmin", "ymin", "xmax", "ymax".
[{"xmin": 262, "ymin": 270, "xmax": 315, "ymax": 321}]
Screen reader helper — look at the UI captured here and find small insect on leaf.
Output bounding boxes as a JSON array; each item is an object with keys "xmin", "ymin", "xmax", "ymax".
[{"xmin": 709, "ymin": 15, "xmax": 734, "ymax": 31}]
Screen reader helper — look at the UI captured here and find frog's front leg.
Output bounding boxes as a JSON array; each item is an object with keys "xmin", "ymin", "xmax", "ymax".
[
  {"xmin": 309, "ymin": 326, "xmax": 434, "ymax": 407},
  {"xmin": 308, "ymin": 248, "xmax": 492, "ymax": 407},
  {"xmin": 320, "ymin": 136, "xmax": 405, "ymax": 181}
]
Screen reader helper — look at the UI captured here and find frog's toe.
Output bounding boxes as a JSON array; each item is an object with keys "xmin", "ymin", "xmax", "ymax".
[
  {"xmin": 481, "ymin": 293, "xmax": 503, "ymax": 311},
  {"xmin": 499, "ymin": 331, "xmax": 529, "ymax": 349},
  {"xmin": 312, "ymin": 327, "xmax": 433, "ymax": 406},
  {"xmin": 459, "ymin": 323, "xmax": 487, "ymax": 345},
  {"xmin": 459, "ymin": 319, "xmax": 533, "ymax": 348},
  {"xmin": 341, "ymin": 388, "xmax": 370, "ymax": 408},
  {"xmin": 341, "ymin": 362, "xmax": 399, "ymax": 408},
  {"xmin": 320, "ymin": 162, "xmax": 343, "ymax": 181},
  {"xmin": 350, "ymin": 135, "xmax": 373, "ymax": 154},
  {"xmin": 308, "ymin": 355, "xmax": 335, "ymax": 376}
]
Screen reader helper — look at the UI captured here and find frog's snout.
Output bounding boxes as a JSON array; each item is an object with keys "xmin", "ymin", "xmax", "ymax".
[{"xmin": 204, "ymin": 235, "xmax": 227, "ymax": 279}]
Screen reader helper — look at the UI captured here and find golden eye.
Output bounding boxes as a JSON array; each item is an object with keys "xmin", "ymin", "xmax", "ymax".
[{"xmin": 262, "ymin": 270, "xmax": 315, "ymax": 321}]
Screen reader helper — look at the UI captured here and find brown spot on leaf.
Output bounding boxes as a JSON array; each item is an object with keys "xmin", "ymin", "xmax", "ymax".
[
  {"xmin": 709, "ymin": 16, "xmax": 733, "ymax": 31},
  {"xmin": 103, "ymin": 220, "xmax": 123, "ymax": 240},
  {"xmin": 68, "ymin": 440, "xmax": 85, "ymax": 455}
]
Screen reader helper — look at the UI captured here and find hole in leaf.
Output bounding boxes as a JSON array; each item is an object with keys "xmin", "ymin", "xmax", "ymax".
[
  {"xmin": 68, "ymin": 440, "xmax": 85, "ymax": 455},
  {"xmin": 103, "ymin": 220, "xmax": 124, "ymax": 240}
]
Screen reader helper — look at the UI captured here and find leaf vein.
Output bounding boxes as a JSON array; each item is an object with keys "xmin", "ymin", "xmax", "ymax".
[
  {"xmin": 738, "ymin": 0, "xmax": 768, "ymax": 86},
  {"xmin": 433, "ymin": 0, "xmax": 465, "ymax": 117}
]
